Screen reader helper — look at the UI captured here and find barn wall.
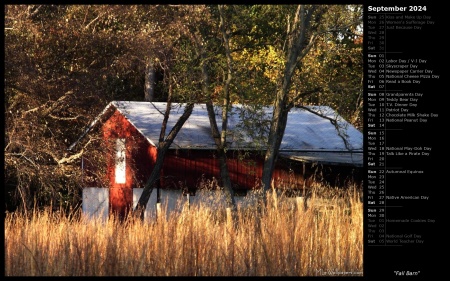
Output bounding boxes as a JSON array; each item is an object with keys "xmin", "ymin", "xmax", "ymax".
[
  {"xmin": 162, "ymin": 150, "xmax": 257, "ymax": 191},
  {"xmin": 161, "ymin": 150, "xmax": 309, "ymax": 191},
  {"xmin": 161, "ymin": 149, "xmax": 362, "ymax": 192},
  {"xmin": 161, "ymin": 149, "xmax": 220, "ymax": 191},
  {"xmin": 102, "ymin": 109, "xmax": 157, "ymax": 218}
]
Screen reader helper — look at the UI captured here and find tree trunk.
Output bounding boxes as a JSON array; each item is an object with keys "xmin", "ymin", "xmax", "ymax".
[
  {"xmin": 201, "ymin": 54, "xmax": 236, "ymax": 209},
  {"xmin": 144, "ymin": 59, "xmax": 156, "ymax": 102},
  {"xmin": 133, "ymin": 102, "xmax": 194, "ymax": 219},
  {"xmin": 189, "ymin": 5, "xmax": 236, "ymax": 210},
  {"xmin": 261, "ymin": 5, "xmax": 321, "ymax": 196},
  {"xmin": 261, "ymin": 98, "xmax": 289, "ymax": 193},
  {"xmin": 205, "ymin": 101, "xmax": 236, "ymax": 209}
]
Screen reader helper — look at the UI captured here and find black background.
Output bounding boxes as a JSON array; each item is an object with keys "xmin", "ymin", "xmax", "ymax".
[{"xmin": 363, "ymin": 1, "xmax": 443, "ymax": 279}]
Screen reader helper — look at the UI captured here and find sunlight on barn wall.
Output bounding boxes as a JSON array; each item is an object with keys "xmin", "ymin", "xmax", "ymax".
[{"xmin": 115, "ymin": 138, "xmax": 126, "ymax": 184}]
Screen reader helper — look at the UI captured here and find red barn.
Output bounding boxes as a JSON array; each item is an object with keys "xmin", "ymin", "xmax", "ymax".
[{"xmin": 71, "ymin": 101, "xmax": 363, "ymax": 218}]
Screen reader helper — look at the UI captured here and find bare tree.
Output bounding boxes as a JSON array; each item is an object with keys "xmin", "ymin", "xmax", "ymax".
[
  {"xmin": 133, "ymin": 101, "xmax": 194, "ymax": 219},
  {"xmin": 203, "ymin": 5, "xmax": 237, "ymax": 210},
  {"xmin": 261, "ymin": 5, "xmax": 326, "ymax": 196}
]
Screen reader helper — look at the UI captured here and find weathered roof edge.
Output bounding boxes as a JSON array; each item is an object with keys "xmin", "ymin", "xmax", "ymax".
[
  {"xmin": 67, "ymin": 101, "xmax": 117, "ymax": 151},
  {"xmin": 68, "ymin": 101, "xmax": 167, "ymax": 151},
  {"xmin": 279, "ymin": 151, "xmax": 363, "ymax": 167},
  {"xmin": 113, "ymin": 101, "xmax": 157, "ymax": 147}
]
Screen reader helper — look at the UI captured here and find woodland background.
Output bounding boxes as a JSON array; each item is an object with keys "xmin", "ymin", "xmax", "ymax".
[{"xmin": 4, "ymin": 5, "xmax": 363, "ymax": 212}]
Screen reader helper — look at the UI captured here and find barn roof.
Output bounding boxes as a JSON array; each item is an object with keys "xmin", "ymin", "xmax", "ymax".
[
  {"xmin": 69, "ymin": 101, "xmax": 363, "ymax": 165},
  {"xmin": 279, "ymin": 151, "xmax": 363, "ymax": 167}
]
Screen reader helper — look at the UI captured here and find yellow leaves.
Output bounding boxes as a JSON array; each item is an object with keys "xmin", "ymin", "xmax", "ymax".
[
  {"xmin": 237, "ymin": 46, "xmax": 284, "ymax": 84},
  {"xmin": 213, "ymin": 85, "xmax": 223, "ymax": 96}
]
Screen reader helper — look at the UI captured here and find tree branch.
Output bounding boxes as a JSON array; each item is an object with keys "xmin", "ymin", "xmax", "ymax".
[
  {"xmin": 57, "ymin": 149, "xmax": 84, "ymax": 165},
  {"xmin": 84, "ymin": 11, "xmax": 106, "ymax": 30},
  {"xmin": 290, "ymin": 87, "xmax": 322, "ymax": 109},
  {"xmin": 296, "ymin": 106, "xmax": 353, "ymax": 150},
  {"xmin": 48, "ymin": 114, "xmax": 83, "ymax": 121}
]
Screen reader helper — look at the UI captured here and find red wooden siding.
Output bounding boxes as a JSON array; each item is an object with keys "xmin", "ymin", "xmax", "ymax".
[
  {"xmin": 159, "ymin": 150, "xmax": 360, "ymax": 192},
  {"xmin": 162, "ymin": 150, "xmax": 220, "ymax": 190},
  {"xmin": 160, "ymin": 150, "xmax": 307, "ymax": 191},
  {"xmin": 103, "ymin": 109, "xmax": 157, "ymax": 218}
]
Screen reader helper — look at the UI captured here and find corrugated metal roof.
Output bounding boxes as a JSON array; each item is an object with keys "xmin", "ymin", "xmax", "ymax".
[{"xmin": 110, "ymin": 101, "xmax": 363, "ymax": 152}]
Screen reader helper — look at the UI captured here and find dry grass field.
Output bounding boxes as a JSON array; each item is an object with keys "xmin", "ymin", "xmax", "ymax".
[{"xmin": 5, "ymin": 184, "xmax": 363, "ymax": 276}]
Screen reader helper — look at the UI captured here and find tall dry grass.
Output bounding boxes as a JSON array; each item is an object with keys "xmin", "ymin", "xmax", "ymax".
[{"xmin": 5, "ymin": 184, "xmax": 363, "ymax": 276}]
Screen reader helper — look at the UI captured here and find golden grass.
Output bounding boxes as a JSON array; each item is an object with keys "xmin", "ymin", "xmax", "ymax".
[{"xmin": 5, "ymin": 185, "xmax": 363, "ymax": 276}]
